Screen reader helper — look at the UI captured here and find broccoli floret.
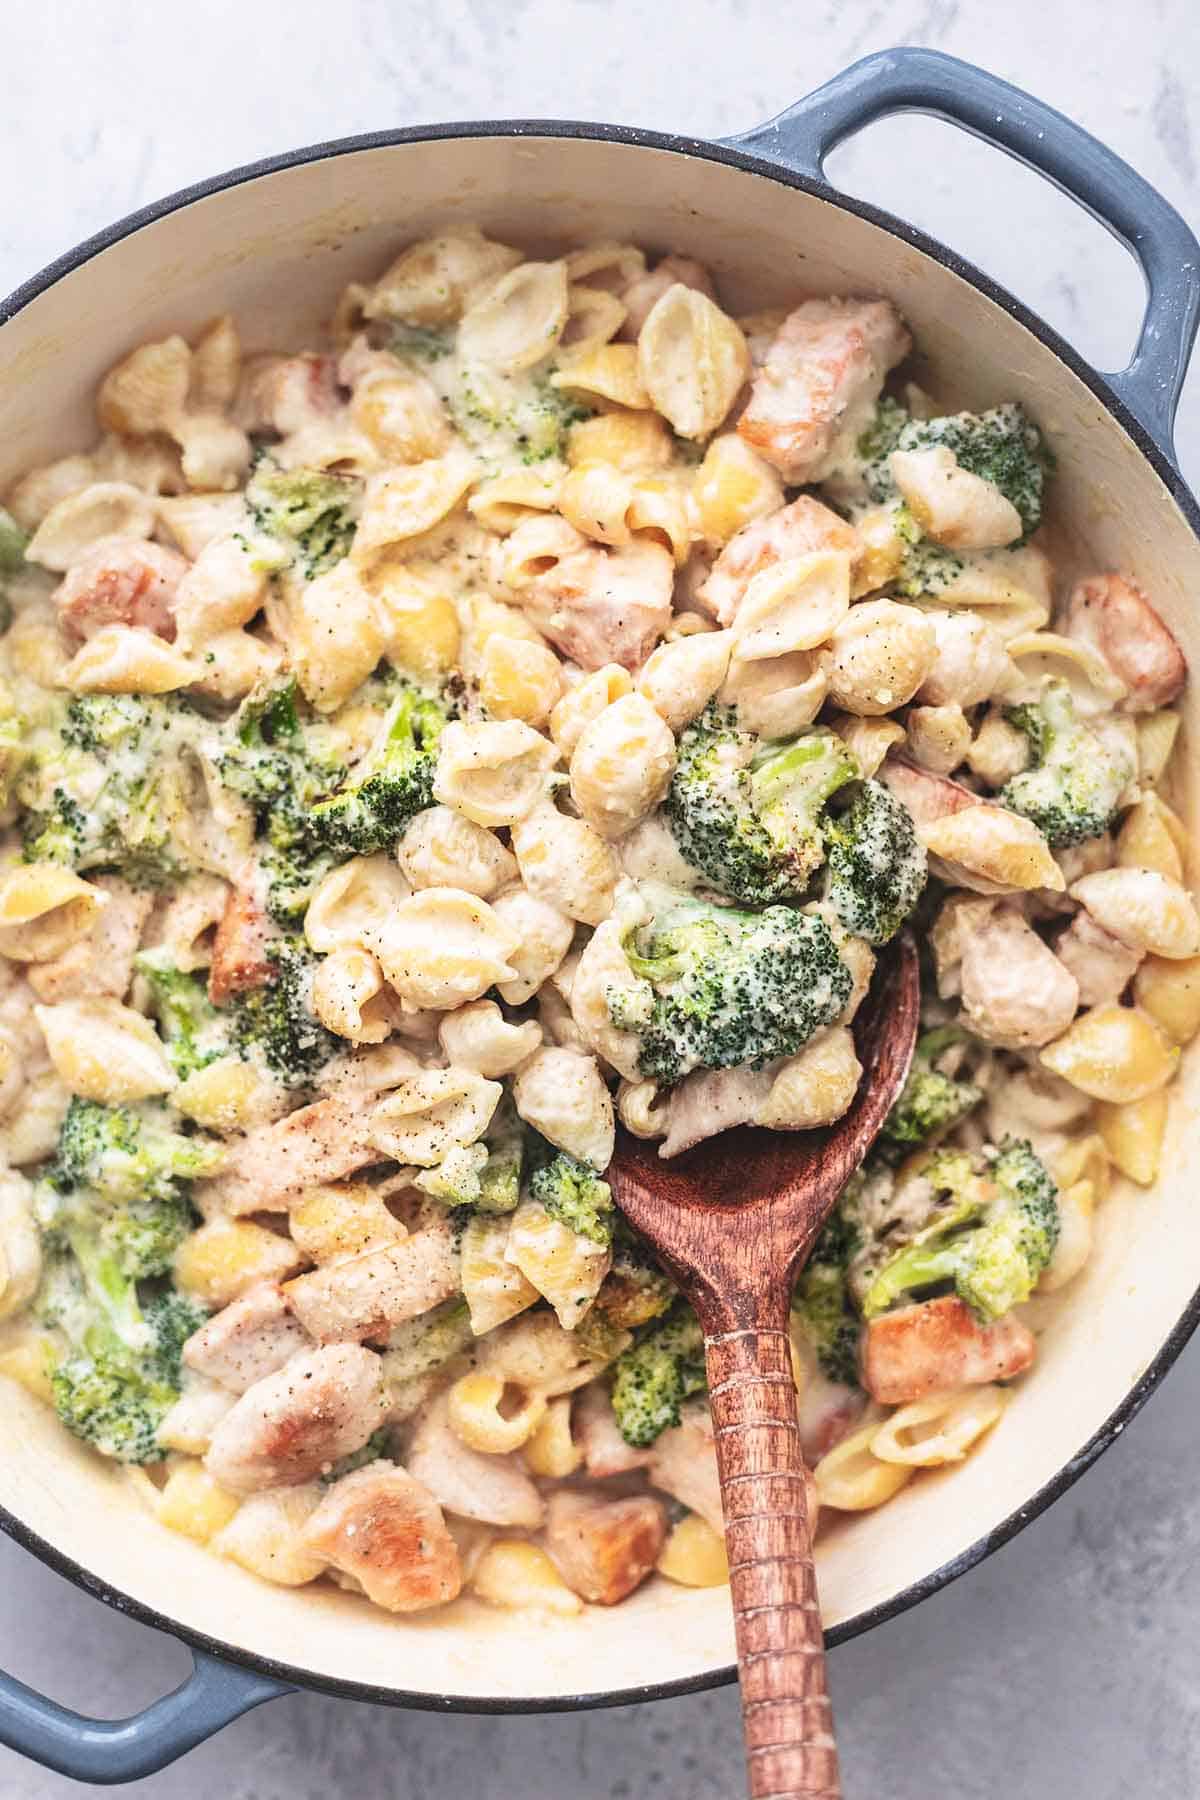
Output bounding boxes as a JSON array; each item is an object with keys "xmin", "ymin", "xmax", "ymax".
[
  {"xmin": 854, "ymin": 395, "xmax": 910, "ymax": 502},
  {"xmin": 380, "ymin": 1298, "xmax": 474, "ymax": 1386},
  {"xmin": 307, "ymin": 685, "xmax": 449, "ymax": 855},
  {"xmin": 446, "ymin": 365, "xmax": 593, "ymax": 468},
  {"xmin": 860, "ymin": 1137, "xmax": 1059, "ymax": 1323},
  {"xmin": 528, "ymin": 1147, "xmax": 614, "ymax": 1247},
  {"xmin": 21, "ymin": 695, "xmax": 198, "ymax": 885},
  {"xmin": 664, "ymin": 705, "xmax": 860, "ymax": 905},
  {"xmin": 321, "ymin": 1426, "xmax": 393, "ymax": 1484},
  {"xmin": 592, "ymin": 1219, "xmax": 677, "ymax": 1331},
  {"xmin": 33, "ymin": 1204, "xmax": 208, "ymax": 1467},
  {"xmin": 135, "ymin": 951, "xmax": 227, "ymax": 1079},
  {"xmin": 880, "ymin": 1026, "xmax": 982, "ymax": 1154},
  {"xmin": 792, "ymin": 1207, "xmax": 862, "ymax": 1388},
  {"xmin": 824, "ymin": 777, "xmax": 927, "ymax": 945},
  {"xmin": 476, "ymin": 1098, "xmax": 525, "ymax": 1215},
  {"xmin": 390, "ymin": 324, "xmax": 453, "ymax": 363},
  {"xmin": 614, "ymin": 887, "xmax": 852, "ymax": 1084},
  {"xmin": 999, "ymin": 678, "xmax": 1133, "ymax": 848},
  {"xmin": 230, "ymin": 939, "xmax": 338, "ymax": 1086},
  {"xmin": 610, "ymin": 1304, "xmax": 706, "ymax": 1447},
  {"xmin": 48, "ymin": 1098, "xmax": 225, "ymax": 1210},
  {"xmin": 891, "ymin": 505, "xmax": 967, "ymax": 599},
  {"xmin": 215, "ymin": 681, "xmax": 349, "ymax": 925},
  {"xmin": 898, "ymin": 403, "xmax": 1048, "ymax": 539},
  {"xmin": 0, "ymin": 506, "xmax": 28, "ymax": 575},
  {"xmin": 245, "ymin": 458, "xmax": 359, "ymax": 579}
]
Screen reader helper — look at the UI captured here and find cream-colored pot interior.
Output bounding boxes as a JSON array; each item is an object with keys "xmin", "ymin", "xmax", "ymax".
[{"xmin": 1, "ymin": 131, "xmax": 1198, "ymax": 1706}]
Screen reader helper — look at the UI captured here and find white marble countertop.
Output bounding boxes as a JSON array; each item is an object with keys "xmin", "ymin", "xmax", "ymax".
[{"xmin": 3, "ymin": 1, "xmax": 1200, "ymax": 1793}]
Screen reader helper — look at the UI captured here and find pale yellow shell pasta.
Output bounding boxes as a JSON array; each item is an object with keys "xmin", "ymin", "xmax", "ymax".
[
  {"xmin": 433, "ymin": 719, "xmax": 558, "ymax": 828},
  {"xmin": 34, "ymin": 998, "xmax": 179, "ymax": 1102},
  {"xmin": 636, "ymin": 284, "xmax": 750, "ymax": 439},
  {"xmin": 368, "ymin": 1065, "xmax": 502, "ymax": 1166},
  {"xmin": 374, "ymin": 888, "xmax": 520, "ymax": 1010},
  {"xmin": 870, "ymin": 1386, "xmax": 1007, "ymax": 1467}
]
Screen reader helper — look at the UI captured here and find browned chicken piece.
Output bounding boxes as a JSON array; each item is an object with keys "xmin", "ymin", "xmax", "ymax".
[
  {"xmin": 878, "ymin": 756, "xmax": 982, "ymax": 830},
  {"xmin": 543, "ymin": 1491, "xmax": 667, "ymax": 1606},
  {"xmin": 1067, "ymin": 573, "xmax": 1185, "ymax": 712},
  {"xmin": 792, "ymin": 1336, "xmax": 868, "ymax": 1464},
  {"xmin": 697, "ymin": 494, "xmax": 859, "ymax": 625},
  {"xmin": 1054, "ymin": 909, "xmax": 1143, "ymax": 1008},
  {"xmin": 27, "ymin": 878, "xmax": 154, "ymax": 1003},
  {"xmin": 205, "ymin": 1342, "xmax": 389, "ymax": 1493},
  {"xmin": 54, "ymin": 538, "xmax": 188, "ymax": 642},
  {"xmin": 297, "ymin": 1461, "xmax": 462, "ymax": 1612},
  {"xmin": 647, "ymin": 1400, "xmax": 722, "ymax": 1534},
  {"xmin": 737, "ymin": 298, "xmax": 911, "ymax": 484},
  {"xmin": 959, "ymin": 906, "xmax": 1079, "ymax": 1049},
  {"xmin": 862, "ymin": 1296, "xmax": 1036, "ymax": 1406},
  {"xmin": 204, "ymin": 1098, "xmax": 380, "ymax": 1216},
  {"xmin": 619, "ymin": 256, "xmax": 716, "ymax": 340},
  {"xmin": 182, "ymin": 1283, "xmax": 313, "ymax": 1393},
  {"xmin": 284, "ymin": 1227, "xmax": 460, "ymax": 1344},
  {"xmin": 511, "ymin": 527, "xmax": 674, "ymax": 671},
  {"xmin": 208, "ymin": 882, "xmax": 274, "ymax": 1005},
  {"xmin": 574, "ymin": 1382, "xmax": 653, "ymax": 1478},
  {"xmin": 235, "ymin": 352, "xmax": 341, "ymax": 436},
  {"xmin": 404, "ymin": 1392, "xmax": 545, "ymax": 1528}
]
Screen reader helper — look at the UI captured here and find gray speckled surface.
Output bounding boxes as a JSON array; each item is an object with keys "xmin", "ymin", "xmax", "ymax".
[{"xmin": 3, "ymin": 2, "xmax": 1200, "ymax": 1793}]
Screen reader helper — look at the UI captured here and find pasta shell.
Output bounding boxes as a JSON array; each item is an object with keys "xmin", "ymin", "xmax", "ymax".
[
  {"xmin": 374, "ymin": 888, "xmax": 520, "ymax": 1010},
  {"xmin": 368, "ymin": 1066, "xmax": 502, "ymax": 1165},
  {"xmin": 731, "ymin": 549, "xmax": 852, "ymax": 663},
  {"xmin": 0, "ymin": 865, "xmax": 108, "ymax": 963},
  {"xmin": 25, "ymin": 482, "xmax": 157, "ymax": 572},
  {"xmin": 61, "ymin": 625, "xmax": 200, "ymax": 694},
  {"xmin": 35, "ymin": 997, "xmax": 178, "ymax": 1102},
  {"xmin": 637, "ymin": 285, "xmax": 749, "ymax": 439},
  {"xmin": 1039, "ymin": 1003, "xmax": 1178, "ymax": 1102},
  {"xmin": 458, "ymin": 261, "xmax": 570, "ymax": 372}
]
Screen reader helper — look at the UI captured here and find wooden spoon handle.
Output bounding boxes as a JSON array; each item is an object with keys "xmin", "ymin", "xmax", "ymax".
[{"xmin": 701, "ymin": 1301, "xmax": 841, "ymax": 1800}]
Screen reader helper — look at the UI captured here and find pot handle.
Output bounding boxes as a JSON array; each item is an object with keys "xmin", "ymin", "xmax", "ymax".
[
  {"xmin": 723, "ymin": 47, "xmax": 1200, "ymax": 459},
  {"xmin": 0, "ymin": 1643, "xmax": 290, "ymax": 1784}
]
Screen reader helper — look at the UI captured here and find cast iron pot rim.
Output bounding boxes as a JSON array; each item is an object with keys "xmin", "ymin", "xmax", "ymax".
[{"xmin": 2, "ymin": 115, "xmax": 1199, "ymax": 1716}]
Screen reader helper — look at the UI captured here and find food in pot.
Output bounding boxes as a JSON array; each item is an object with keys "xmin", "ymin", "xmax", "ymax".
[{"xmin": 0, "ymin": 226, "xmax": 1191, "ymax": 1618}]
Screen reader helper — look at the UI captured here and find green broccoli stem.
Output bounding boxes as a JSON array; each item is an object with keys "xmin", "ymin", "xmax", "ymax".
[{"xmin": 859, "ymin": 1238, "xmax": 962, "ymax": 1320}]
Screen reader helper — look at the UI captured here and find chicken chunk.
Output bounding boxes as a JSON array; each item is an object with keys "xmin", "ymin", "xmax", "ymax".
[
  {"xmin": 878, "ymin": 756, "xmax": 982, "ymax": 830},
  {"xmin": 205, "ymin": 1343, "xmax": 389, "ymax": 1493},
  {"xmin": 27, "ymin": 878, "xmax": 154, "ymax": 1004},
  {"xmin": 862, "ymin": 1296, "xmax": 1036, "ymax": 1405},
  {"xmin": 1067, "ymin": 574, "xmax": 1185, "ymax": 712},
  {"xmin": 54, "ymin": 538, "xmax": 187, "ymax": 643},
  {"xmin": 506, "ymin": 521, "xmax": 674, "ymax": 670},
  {"xmin": 620, "ymin": 255, "xmax": 716, "ymax": 339},
  {"xmin": 697, "ymin": 494, "xmax": 859, "ymax": 626},
  {"xmin": 738, "ymin": 298, "xmax": 911, "ymax": 483},
  {"xmin": 1054, "ymin": 909, "xmax": 1142, "ymax": 1007},
  {"xmin": 647, "ymin": 1400, "xmax": 722, "ymax": 1533},
  {"xmin": 404, "ymin": 1392, "xmax": 544, "ymax": 1528},
  {"xmin": 574, "ymin": 1381, "xmax": 653, "ymax": 1478},
  {"xmin": 543, "ymin": 1491, "xmax": 667, "ymax": 1606},
  {"xmin": 204, "ymin": 1097, "xmax": 381, "ymax": 1216},
  {"xmin": 207, "ymin": 882, "xmax": 273, "ymax": 1005},
  {"xmin": 235, "ymin": 352, "xmax": 341, "ymax": 436},
  {"xmin": 183, "ymin": 1284, "xmax": 313, "ymax": 1393},
  {"xmin": 792, "ymin": 1336, "xmax": 867, "ymax": 1463},
  {"xmin": 297, "ymin": 1461, "xmax": 462, "ymax": 1612},
  {"xmin": 959, "ymin": 905, "xmax": 1080, "ymax": 1048},
  {"xmin": 284, "ymin": 1228, "xmax": 460, "ymax": 1344}
]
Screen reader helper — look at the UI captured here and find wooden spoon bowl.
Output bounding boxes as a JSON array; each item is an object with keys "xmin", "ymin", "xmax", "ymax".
[{"xmin": 609, "ymin": 936, "xmax": 920, "ymax": 1800}]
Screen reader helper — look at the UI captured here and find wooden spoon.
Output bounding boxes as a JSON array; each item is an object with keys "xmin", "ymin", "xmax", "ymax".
[{"xmin": 608, "ymin": 935, "xmax": 920, "ymax": 1800}]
